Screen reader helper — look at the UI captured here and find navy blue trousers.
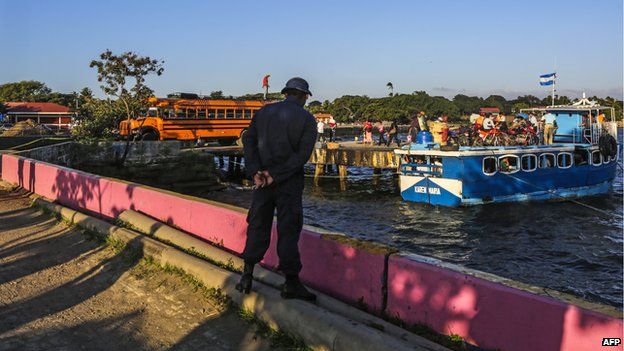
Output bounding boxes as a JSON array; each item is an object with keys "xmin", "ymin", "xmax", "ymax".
[{"xmin": 242, "ymin": 175, "xmax": 304, "ymax": 275}]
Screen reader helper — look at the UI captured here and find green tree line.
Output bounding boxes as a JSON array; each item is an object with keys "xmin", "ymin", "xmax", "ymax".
[{"xmin": 307, "ymin": 92, "xmax": 623, "ymax": 123}]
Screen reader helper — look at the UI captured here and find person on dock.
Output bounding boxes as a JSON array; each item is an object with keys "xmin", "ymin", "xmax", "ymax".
[
  {"xmin": 376, "ymin": 121, "xmax": 387, "ymax": 146},
  {"xmin": 237, "ymin": 77, "xmax": 318, "ymax": 301},
  {"xmin": 317, "ymin": 119, "xmax": 325, "ymax": 143},
  {"xmin": 363, "ymin": 119, "xmax": 373, "ymax": 144},
  {"xmin": 408, "ymin": 113, "xmax": 420, "ymax": 143},
  {"xmin": 328, "ymin": 116, "xmax": 337, "ymax": 142},
  {"xmin": 386, "ymin": 120, "xmax": 401, "ymax": 147}
]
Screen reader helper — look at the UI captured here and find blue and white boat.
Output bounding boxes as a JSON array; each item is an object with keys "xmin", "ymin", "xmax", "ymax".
[{"xmin": 396, "ymin": 97, "xmax": 620, "ymax": 206}]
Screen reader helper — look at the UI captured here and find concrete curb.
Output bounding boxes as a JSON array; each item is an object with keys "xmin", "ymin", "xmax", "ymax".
[
  {"xmin": 118, "ymin": 209, "xmax": 447, "ymax": 351},
  {"xmin": 34, "ymin": 198, "xmax": 449, "ymax": 351}
]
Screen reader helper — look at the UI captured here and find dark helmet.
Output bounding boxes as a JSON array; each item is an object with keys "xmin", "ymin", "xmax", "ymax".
[{"xmin": 281, "ymin": 77, "xmax": 312, "ymax": 96}]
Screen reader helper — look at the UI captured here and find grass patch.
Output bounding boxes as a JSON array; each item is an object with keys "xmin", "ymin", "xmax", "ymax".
[
  {"xmin": 384, "ymin": 315, "xmax": 476, "ymax": 351},
  {"xmin": 239, "ymin": 308, "xmax": 312, "ymax": 351}
]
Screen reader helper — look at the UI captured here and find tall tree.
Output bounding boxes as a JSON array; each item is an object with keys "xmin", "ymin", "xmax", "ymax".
[
  {"xmin": 90, "ymin": 50, "xmax": 164, "ymax": 122},
  {"xmin": 89, "ymin": 50, "xmax": 164, "ymax": 164}
]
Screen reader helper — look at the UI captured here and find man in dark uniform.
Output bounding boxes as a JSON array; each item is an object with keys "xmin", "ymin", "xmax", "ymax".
[{"xmin": 235, "ymin": 77, "xmax": 318, "ymax": 301}]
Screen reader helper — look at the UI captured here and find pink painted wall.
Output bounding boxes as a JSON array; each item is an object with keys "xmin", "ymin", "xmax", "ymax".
[
  {"xmin": 0, "ymin": 154, "xmax": 385, "ymax": 310},
  {"xmin": 387, "ymin": 254, "xmax": 623, "ymax": 351}
]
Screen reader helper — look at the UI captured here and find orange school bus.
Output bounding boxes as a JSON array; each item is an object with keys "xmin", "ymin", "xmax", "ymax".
[{"xmin": 119, "ymin": 97, "xmax": 266, "ymax": 145}]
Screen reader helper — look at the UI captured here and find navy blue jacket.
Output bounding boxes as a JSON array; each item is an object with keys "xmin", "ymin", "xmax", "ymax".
[{"xmin": 243, "ymin": 96, "xmax": 317, "ymax": 184}]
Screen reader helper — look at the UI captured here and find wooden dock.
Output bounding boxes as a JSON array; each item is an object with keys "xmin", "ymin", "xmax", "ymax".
[{"xmin": 185, "ymin": 141, "xmax": 401, "ymax": 181}]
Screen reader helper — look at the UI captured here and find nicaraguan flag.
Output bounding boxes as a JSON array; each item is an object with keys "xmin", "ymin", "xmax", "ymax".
[{"xmin": 539, "ymin": 73, "xmax": 556, "ymax": 86}]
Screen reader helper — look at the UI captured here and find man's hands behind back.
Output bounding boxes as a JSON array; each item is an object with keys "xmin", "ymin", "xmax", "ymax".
[{"xmin": 252, "ymin": 170, "xmax": 274, "ymax": 189}]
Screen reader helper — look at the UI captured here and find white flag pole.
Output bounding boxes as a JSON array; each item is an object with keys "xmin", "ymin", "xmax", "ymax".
[{"xmin": 551, "ymin": 74, "xmax": 556, "ymax": 106}]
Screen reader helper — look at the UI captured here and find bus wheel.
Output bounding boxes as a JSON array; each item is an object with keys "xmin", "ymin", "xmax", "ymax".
[{"xmin": 140, "ymin": 130, "xmax": 159, "ymax": 141}]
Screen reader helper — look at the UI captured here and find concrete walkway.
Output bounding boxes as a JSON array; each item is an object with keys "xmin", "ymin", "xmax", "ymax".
[{"xmin": 0, "ymin": 186, "xmax": 287, "ymax": 351}]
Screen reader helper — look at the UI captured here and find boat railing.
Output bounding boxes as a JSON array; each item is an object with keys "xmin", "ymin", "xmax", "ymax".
[{"xmin": 587, "ymin": 122, "xmax": 618, "ymax": 145}]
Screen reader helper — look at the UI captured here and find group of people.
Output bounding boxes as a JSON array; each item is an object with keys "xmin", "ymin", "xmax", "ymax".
[
  {"xmin": 316, "ymin": 117, "xmax": 337, "ymax": 142},
  {"xmin": 361, "ymin": 120, "xmax": 401, "ymax": 146}
]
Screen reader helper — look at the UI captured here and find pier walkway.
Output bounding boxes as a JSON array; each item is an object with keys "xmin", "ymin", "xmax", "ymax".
[
  {"xmin": 188, "ymin": 141, "xmax": 400, "ymax": 181},
  {"xmin": 0, "ymin": 185, "xmax": 283, "ymax": 351}
]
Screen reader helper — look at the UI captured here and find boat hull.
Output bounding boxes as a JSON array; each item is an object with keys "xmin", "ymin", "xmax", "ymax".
[{"xmin": 400, "ymin": 174, "xmax": 613, "ymax": 206}]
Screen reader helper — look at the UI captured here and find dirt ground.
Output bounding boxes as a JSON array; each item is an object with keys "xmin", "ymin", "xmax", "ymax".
[{"xmin": 0, "ymin": 186, "xmax": 288, "ymax": 351}]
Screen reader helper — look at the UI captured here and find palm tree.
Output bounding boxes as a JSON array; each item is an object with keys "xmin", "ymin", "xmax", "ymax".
[{"xmin": 386, "ymin": 82, "xmax": 394, "ymax": 96}]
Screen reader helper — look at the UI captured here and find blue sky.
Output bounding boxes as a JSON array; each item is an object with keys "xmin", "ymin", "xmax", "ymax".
[{"xmin": 1, "ymin": 0, "xmax": 622, "ymax": 102}]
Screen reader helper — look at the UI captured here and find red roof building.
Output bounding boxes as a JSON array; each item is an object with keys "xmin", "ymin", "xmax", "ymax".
[
  {"xmin": 4, "ymin": 102, "xmax": 74, "ymax": 130},
  {"xmin": 479, "ymin": 107, "xmax": 501, "ymax": 115}
]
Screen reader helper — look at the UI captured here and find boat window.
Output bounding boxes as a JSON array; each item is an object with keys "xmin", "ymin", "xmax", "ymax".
[
  {"xmin": 539, "ymin": 154, "xmax": 556, "ymax": 168},
  {"xmin": 573, "ymin": 149, "xmax": 589, "ymax": 166},
  {"xmin": 431, "ymin": 156, "xmax": 443, "ymax": 166},
  {"xmin": 521, "ymin": 154, "xmax": 537, "ymax": 172},
  {"xmin": 591, "ymin": 150, "xmax": 602, "ymax": 166},
  {"xmin": 483, "ymin": 156, "xmax": 497, "ymax": 176},
  {"xmin": 408, "ymin": 155, "xmax": 427, "ymax": 164},
  {"xmin": 557, "ymin": 153, "xmax": 572, "ymax": 169},
  {"xmin": 499, "ymin": 155, "xmax": 519, "ymax": 174}
]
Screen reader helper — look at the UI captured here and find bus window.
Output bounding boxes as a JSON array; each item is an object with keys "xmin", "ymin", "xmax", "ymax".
[
  {"xmin": 226, "ymin": 110, "xmax": 235, "ymax": 119},
  {"xmin": 573, "ymin": 150, "xmax": 589, "ymax": 165},
  {"xmin": 187, "ymin": 109, "xmax": 198, "ymax": 118},
  {"xmin": 175, "ymin": 109, "xmax": 185, "ymax": 118},
  {"xmin": 539, "ymin": 154, "xmax": 555, "ymax": 168},
  {"xmin": 208, "ymin": 109, "xmax": 216, "ymax": 119},
  {"xmin": 521, "ymin": 154, "xmax": 537, "ymax": 172},
  {"xmin": 235, "ymin": 110, "xmax": 243, "ymax": 119},
  {"xmin": 483, "ymin": 157, "xmax": 497, "ymax": 176},
  {"xmin": 557, "ymin": 153, "xmax": 572, "ymax": 168},
  {"xmin": 198, "ymin": 109, "xmax": 207, "ymax": 118},
  {"xmin": 591, "ymin": 150, "xmax": 602, "ymax": 166},
  {"xmin": 217, "ymin": 109, "xmax": 225, "ymax": 119}
]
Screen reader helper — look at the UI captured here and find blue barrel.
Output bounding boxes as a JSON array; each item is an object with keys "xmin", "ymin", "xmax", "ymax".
[{"xmin": 416, "ymin": 131, "xmax": 434, "ymax": 144}]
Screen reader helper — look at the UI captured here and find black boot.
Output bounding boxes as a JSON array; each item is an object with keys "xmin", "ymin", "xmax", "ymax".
[
  {"xmin": 281, "ymin": 275, "xmax": 317, "ymax": 301},
  {"xmin": 235, "ymin": 262, "xmax": 254, "ymax": 294}
]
